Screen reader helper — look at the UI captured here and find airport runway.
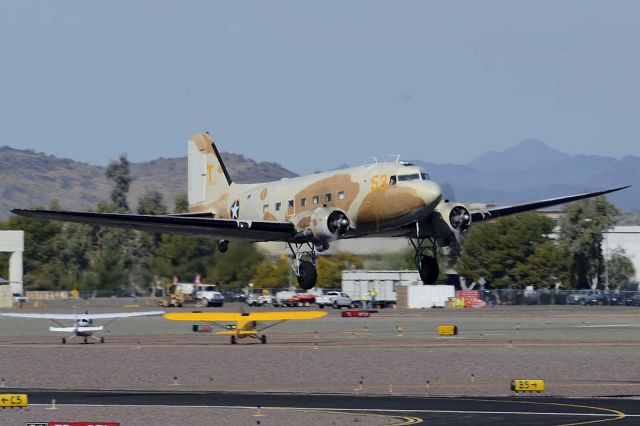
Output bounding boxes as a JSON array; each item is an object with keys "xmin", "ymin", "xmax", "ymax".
[{"xmin": 16, "ymin": 389, "xmax": 640, "ymax": 425}]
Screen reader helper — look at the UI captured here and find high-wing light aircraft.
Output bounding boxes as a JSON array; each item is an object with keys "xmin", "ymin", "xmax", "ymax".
[
  {"xmin": 164, "ymin": 311, "xmax": 328, "ymax": 344},
  {"xmin": 11, "ymin": 132, "xmax": 630, "ymax": 290},
  {"xmin": 0, "ymin": 311, "xmax": 164, "ymax": 344}
]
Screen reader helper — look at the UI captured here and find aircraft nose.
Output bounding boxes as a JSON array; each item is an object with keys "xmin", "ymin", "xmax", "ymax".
[{"xmin": 418, "ymin": 181, "xmax": 442, "ymax": 210}]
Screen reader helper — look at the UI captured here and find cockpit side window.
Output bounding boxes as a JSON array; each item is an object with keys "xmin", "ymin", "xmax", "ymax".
[
  {"xmin": 389, "ymin": 176, "xmax": 397, "ymax": 186},
  {"xmin": 398, "ymin": 173, "xmax": 421, "ymax": 182},
  {"xmin": 421, "ymin": 173, "xmax": 430, "ymax": 181}
]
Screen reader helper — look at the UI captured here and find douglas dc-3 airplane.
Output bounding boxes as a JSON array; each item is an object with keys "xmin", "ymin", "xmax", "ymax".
[
  {"xmin": 0, "ymin": 311, "xmax": 164, "ymax": 344},
  {"xmin": 11, "ymin": 132, "xmax": 630, "ymax": 290}
]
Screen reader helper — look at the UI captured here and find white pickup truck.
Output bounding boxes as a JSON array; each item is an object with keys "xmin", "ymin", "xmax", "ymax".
[{"xmin": 316, "ymin": 291, "xmax": 355, "ymax": 309}]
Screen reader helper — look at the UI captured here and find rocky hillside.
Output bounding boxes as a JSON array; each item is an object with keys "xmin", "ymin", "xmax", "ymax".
[{"xmin": 0, "ymin": 147, "xmax": 297, "ymax": 218}]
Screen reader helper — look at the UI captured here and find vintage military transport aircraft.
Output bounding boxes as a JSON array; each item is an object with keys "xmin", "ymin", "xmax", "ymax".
[{"xmin": 11, "ymin": 132, "xmax": 629, "ymax": 290}]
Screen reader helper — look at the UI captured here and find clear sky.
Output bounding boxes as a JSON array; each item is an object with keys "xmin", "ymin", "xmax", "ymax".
[{"xmin": 1, "ymin": 1, "xmax": 638, "ymax": 174}]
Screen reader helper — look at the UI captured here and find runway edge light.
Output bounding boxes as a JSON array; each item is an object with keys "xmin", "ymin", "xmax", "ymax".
[
  {"xmin": 437, "ymin": 325, "xmax": 458, "ymax": 336},
  {"xmin": 511, "ymin": 379, "xmax": 545, "ymax": 393},
  {"xmin": 0, "ymin": 393, "xmax": 27, "ymax": 407}
]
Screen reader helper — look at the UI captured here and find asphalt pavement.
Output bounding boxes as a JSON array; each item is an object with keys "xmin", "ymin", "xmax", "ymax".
[{"xmin": 14, "ymin": 389, "xmax": 640, "ymax": 425}]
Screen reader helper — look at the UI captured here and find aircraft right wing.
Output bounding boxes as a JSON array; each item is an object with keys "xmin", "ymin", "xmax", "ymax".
[
  {"xmin": 469, "ymin": 185, "xmax": 630, "ymax": 222},
  {"xmin": 10, "ymin": 209, "xmax": 297, "ymax": 242}
]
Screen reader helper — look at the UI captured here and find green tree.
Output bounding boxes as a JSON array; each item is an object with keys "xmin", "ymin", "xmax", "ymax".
[
  {"xmin": 151, "ymin": 235, "xmax": 218, "ymax": 282},
  {"xmin": 137, "ymin": 191, "xmax": 168, "ymax": 215},
  {"xmin": 253, "ymin": 255, "xmax": 291, "ymax": 288},
  {"xmin": 513, "ymin": 240, "xmax": 569, "ymax": 288},
  {"xmin": 174, "ymin": 193, "xmax": 189, "ymax": 213},
  {"xmin": 206, "ymin": 243, "xmax": 264, "ymax": 288},
  {"xmin": 105, "ymin": 155, "xmax": 132, "ymax": 211},
  {"xmin": 316, "ymin": 252, "xmax": 363, "ymax": 287},
  {"xmin": 606, "ymin": 247, "xmax": 635, "ymax": 289},
  {"xmin": 559, "ymin": 197, "xmax": 619, "ymax": 288},
  {"xmin": 457, "ymin": 213, "xmax": 558, "ymax": 288}
]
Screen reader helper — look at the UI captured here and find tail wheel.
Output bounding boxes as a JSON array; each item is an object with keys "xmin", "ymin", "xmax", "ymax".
[
  {"xmin": 260, "ymin": 335, "xmax": 267, "ymax": 344},
  {"xmin": 297, "ymin": 260, "xmax": 318, "ymax": 290},
  {"xmin": 419, "ymin": 255, "xmax": 439, "ymax": 284}
]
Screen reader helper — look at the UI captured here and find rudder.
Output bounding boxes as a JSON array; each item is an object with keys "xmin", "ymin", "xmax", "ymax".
[{"xmin": 187, "ymin": 132, "xmax": 232, "ymax": 210}]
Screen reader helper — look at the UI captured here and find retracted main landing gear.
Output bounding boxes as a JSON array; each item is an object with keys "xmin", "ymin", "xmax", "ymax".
[
  {"xmin": 409, "ymin": 236, "xmax": 440, "ymax": 285},
  {"xmin": 288, "ymin": 242, "xmax": 318, "ymax": 290}
]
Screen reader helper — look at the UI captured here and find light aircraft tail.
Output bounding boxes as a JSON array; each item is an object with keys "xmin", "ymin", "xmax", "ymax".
[{"xmin": 187, "ymin": 132, "xmax": 232, "ymax": 211}]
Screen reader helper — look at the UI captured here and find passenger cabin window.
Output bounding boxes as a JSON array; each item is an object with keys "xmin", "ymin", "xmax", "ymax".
[
  {"xmin": 262, "ymin": 204, "xmax": 268, "ymax": 213},
  {"xmin": 313, "ymin": 196, "xmax": 319, "ymax": 204},
  {"xmin": 421, "ymin": 173, "xmax": 430, "ymax": 181},
  {"xmin": 275, "ymin": 202, "xmax": 281, "ymax": 211},
  {"xmin": 288, "ymin": 200, "xmax": 294, "ymax": 209},
  {"xmin": 324, "ymin": 193, "xmax": 332, "ymax": 202},
  {"xmin": 338, "ymin": 191, "xmax": 345, "ymax": 200},
  {"xmin": 398, "ymin": 173, "xmax": 421, "ymax": 182},
  {"xmin": 301, "ymin": 198, "xmax": 307, "ymax": 207}
]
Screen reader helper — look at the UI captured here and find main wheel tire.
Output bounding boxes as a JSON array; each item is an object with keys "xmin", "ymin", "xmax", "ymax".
[
  {"xmin": 84, "ymin": 337, "xmax": 88, "ymax": 344},
  {"xmin": 230, "ymin": 335, "xmax": 237, "ymax": 345},
  {"xmin": 218, "ymin": 240, "xmax": 229, "ymax": 253},
  {"xmin": 418, "ymin": 255, "xmax": 439, "ymax": 284},
  {"xmin": 260, "ymin": 335, "xmax": 267, "ymax": 344},
  {"xmin": 62, "ymin": 338, "xmax": 66, "ymax": 345},
  {"xmin": 100, "ymin": 337, "xmax": 105, "ymax": 344},
  {"xmin": 297, "ymin": 260, "xmax": 318, "ymax": 290}
]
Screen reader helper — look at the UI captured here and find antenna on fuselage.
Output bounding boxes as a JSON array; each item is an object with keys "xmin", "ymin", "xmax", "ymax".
[
  {"xmin": 371, "ymin": 156, "xmax": 378, "ymax": 164},
  {"xmin": 389, "ymin": 154, "xmax": 401, "ymax": 163}
]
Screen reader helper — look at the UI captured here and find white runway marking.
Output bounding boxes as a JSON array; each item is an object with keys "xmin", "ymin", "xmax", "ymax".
[{"xmin": 574, "ymin": 324, "xmax": 640, "ymax": 328}]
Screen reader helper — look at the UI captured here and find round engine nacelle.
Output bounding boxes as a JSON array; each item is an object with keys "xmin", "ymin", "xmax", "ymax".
[
  {"xmin": 310, "ymin": 207, "xmax": 351, "ymax": 241},
  {"xmin": 432, "ymin": 203, "xmax": 472, "ymax": 242}
]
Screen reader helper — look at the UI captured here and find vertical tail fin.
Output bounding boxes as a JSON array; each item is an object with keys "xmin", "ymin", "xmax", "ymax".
[{"xmin": 187, "ymin": 132, "xmax": 232, "ymax": 211}]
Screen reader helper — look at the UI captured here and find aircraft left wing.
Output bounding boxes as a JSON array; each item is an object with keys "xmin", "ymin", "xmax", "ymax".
[
  {"xmin": 10, "ymin": 209, "xmax": 297, "ymax": 243},
  {"xmin": 469, "ymin": 185, "xmax": 630, "ymax": 222},
  {"xmin": 164, "ymin": 311, "xmax": 328, "ymax": 322},
  {"xmin": 0, "ymin": 311, "xmax": 164, "ymax": 320}
]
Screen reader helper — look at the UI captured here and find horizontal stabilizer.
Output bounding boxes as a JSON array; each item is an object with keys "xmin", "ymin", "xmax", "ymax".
[
  {"xmin": 49, "ymin": 326, "xmax": 103, "ymax": 332},
  {"xmin": 215, "ymin": 330, "xmax": 258, "ymax": 336}
]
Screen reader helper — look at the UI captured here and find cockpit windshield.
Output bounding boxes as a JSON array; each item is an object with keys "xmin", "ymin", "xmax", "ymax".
[{"xmin": 398, "ymin": 173, "xmax": 421, "ymax": 182}]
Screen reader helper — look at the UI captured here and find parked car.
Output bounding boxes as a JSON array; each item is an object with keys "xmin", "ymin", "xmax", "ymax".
[
  {"xmin": 195, "ymin": 285, "xmax": 224, "ymax": 307},
  {"xmin": 624, "ymin": 293, "xmax": 640, "ymax": 306},
  {"xmin": 584, "ymin": 290, "xmax": 608, "ymax": 306},
  {"xmin": 247, "ymin": 294, "xmax": 273, "ymax": 306},
  {"xmin": 13, "ymin": 293, "xmax": 26, "ymax": 306},
  {"xmin": 605, "ymin": 292, "xmax": 626, "ymax": 306},
  {"xmin": 567, "ymin": 290, "xmax": 603, "ymax": 305},
  {"xmin": 316, "ymin": 291, "xmax": 354, "ymax": 309}
]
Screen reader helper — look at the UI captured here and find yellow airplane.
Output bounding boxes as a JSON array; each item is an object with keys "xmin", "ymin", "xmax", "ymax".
[
  {"xmin": 164, "ymin": 311, "xmax": 327, "ymax": 344},
  {"xmin": 11, "ymin": 132, "xmax": 630, "ymax": 290}
]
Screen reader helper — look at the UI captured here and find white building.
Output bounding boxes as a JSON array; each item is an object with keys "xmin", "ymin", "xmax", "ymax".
[
  {"xmin": 0, "ymin": 230, "xmax": 24, "ymax": 294},
  {"xmin": 604, "ymin": 226, "xmax": 640, "ymax": 283}
]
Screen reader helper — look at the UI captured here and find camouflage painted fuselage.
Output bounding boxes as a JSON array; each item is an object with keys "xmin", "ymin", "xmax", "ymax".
[{"xmin": 188, "ymin": 133, "xmax": 442, "ymax": 240}]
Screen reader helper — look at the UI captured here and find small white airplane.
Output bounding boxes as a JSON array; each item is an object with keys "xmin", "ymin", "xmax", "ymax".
[{"xmin": 0, "ymin": 311, "xmax": 164, "ymax": 344}]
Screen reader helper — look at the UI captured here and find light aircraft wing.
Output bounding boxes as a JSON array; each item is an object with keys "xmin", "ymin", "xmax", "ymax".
[
  {"xmin": 469, "ymin": 185, "xmax": 630, "ymax": 222},
  {"xmin": 164, "ymin": 311, "xmax": 328, "ymax": 322},
  {"xmin": 10, "ymin": 209, "xmax": 297, "ymax": 243},
  {"xmin": 0, "ymin": 311, "xmax": 164, "ymax": 320},
  {"xmin": 49, "ymin": 326, "xmax": 103, "ymax": 332}
]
